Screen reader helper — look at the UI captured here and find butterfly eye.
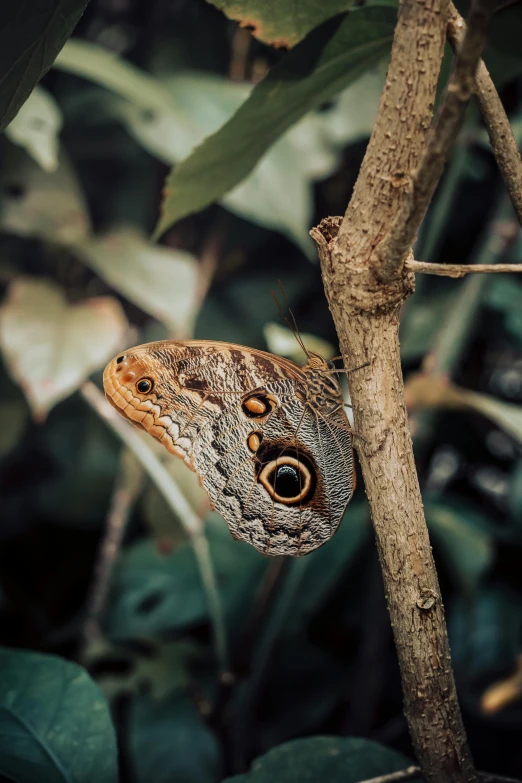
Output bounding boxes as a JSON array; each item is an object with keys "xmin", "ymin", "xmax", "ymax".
[{"xmin": 136, "ymin": 378, "xmax": 154, "ymax": 394}]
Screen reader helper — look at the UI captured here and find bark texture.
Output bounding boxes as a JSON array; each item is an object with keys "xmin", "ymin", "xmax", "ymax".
[
  {"xmin": 335, "ymin": 0, "xmax": 446, "ymax": 268},
  {"xmin": 447, "ymin": 1, "xmax": 522, "ymax": 227},
  {"xmin": 311, "ymin": 0, "xmax": 480, "ymax": 779},
  {"xmin": 313, "ymin": 221, "xmax": 476, "ymax": 783}
]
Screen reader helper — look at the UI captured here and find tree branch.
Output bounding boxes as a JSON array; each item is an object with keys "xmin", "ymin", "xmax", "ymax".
[
  {"xmin": 375, "ymin": 0, "xmax": 498, "ymax": 282},
  {"xmin": 409, "ymin": 259, "xmax": 522, "ymax": 277},
  {"xmin": 447, "ymin": 1, "xmax": 522, "ymax": 227},
  {"xmin": 314, "ymin": 0, "xmax": 484, "ymax": 780}
]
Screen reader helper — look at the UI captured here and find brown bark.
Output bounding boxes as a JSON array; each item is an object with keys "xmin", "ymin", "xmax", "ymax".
[
  {"xmin": 314, "ymin": 220, "xmax": 475, "ymax": 783},
  {"xmin": 374, "ymin": 0, "xmax": 497, "ymax": 282},
  {"xmin": 447, "ymin": 1, "xmax": 522, "ymax": 227},
  {"xmin": 335, "ymin": 0, "xmax": 447, "ymax": 271},
  {"xmin": 409, "ymin": 260, "xmax": 522, "ymax": 277},
  {"xmin": 311, "ymin": 0, "xmax": 486, "ymax": 780}
]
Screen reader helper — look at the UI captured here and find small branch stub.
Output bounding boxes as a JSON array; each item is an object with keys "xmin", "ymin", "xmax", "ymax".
[
  {"xmin": 408, "ymin": 260, "xmax": 522, "ymax": 277},
  {"xmin": 417, "ymin": 589, "xmax": 438, "ymax": 611}
]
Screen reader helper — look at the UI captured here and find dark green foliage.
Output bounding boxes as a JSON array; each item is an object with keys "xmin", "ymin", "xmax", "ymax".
[
  {"xmin": 0, "ymin": 647, "xmax": 117, "ymax": 783},
  {"xmin": 222, "ymin": 736, "xmax": 419, "ymax": 782},
  {"xmin": 0, "ymin": 0, "xmax": 89, "ymax": 132},
  {"xmin": 154, "ymin": 7, "xmax": 396, "ymax": 238}
]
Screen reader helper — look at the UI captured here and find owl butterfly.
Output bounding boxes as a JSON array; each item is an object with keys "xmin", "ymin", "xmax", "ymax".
[{"xmin": 103, "ymin": 338, "xmax": 355, "ymax": 557}]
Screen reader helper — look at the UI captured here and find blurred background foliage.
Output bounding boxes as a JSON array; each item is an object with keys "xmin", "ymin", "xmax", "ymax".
[{"xmin": 0, "ymin": 0, "xmax": 522, "ymax": 781}]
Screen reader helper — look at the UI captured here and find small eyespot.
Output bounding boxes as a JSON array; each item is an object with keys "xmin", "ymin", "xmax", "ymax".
[
  {"xmin": 241, "ymin": 391, "xmax": 277, "ymax": 419},
  {"xmin": 116, "ymin": 355, "xmax": 125, "ymax": 364},
  {"xmin": 137, "ymin": 378, "xmax": 153, "ymax": 394},
  {"xmin": 247, "ymin": 432, "xmax": 263, "ymax": 453}
]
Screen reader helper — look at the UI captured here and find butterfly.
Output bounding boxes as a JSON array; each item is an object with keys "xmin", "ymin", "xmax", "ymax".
[{"xmin": 103, "ymin": 338, "xmax": 355, "ymax": 557}]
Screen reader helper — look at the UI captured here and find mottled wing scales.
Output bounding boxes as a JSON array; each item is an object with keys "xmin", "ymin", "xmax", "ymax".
[{"xmin": 103, "ymin": 339, "xmax": 355, "ymax": 557}]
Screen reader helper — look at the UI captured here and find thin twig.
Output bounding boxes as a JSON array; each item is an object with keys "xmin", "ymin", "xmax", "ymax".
[
  {"xmin": 80, "ymin": 381, "xmax": 230, "ymax": 674},
  {"xmin": 376, "ymin": 0, "xmax": 498, "ymax": 282},
  {"xmin": 424, "ymin": 196, "xmax": 519, "ymax": 376},
  {"xmin": 196, "ymin": 214, "xmax": 227, "ymax": 305},
  {"xmin": 357, "ymin": 771, "xmax": 522, "ymax": 783},
  {"xmin": 447, "ymin": 0, "xmax": 522, "ymax": 227},
  {"xmin": 357, "ymin": 767, "xmax": 421, "ymax": 783},
  {"xmin": 78, "ymin": 449, "xmax": 143, "ymax": 662},
  {"xmin": 411, "ymin": 192, "xmax": 519, "ymax": 461},
  {"xmin": 409, "ymin": 259, "xmax": 522, "ymax": 277}
]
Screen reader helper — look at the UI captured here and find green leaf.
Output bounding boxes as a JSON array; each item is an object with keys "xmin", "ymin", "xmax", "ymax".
[
  {"xmin": 127, "ymin": 693, "xmax": 221, "ymax": 783},
  {"xmin": 206, "ymin": 0, "xmax": 397, "ymax": 46},
  {"xmin": 223, "ymin": 736, "xmax": 417, "ymax": 783},
  {"xmin": 4, "ymin": 87, "xmax": 62, "ymax": 172},
  {"xmin": 153, "ymin": 8, "xmax": 395, "ymax": 239},
  {"xmin": 52, "ymin": 44, "xmax": 384, "ymax": 255},
  {"xmin": 0, "ymin": 145, "xmax": 90, "ymax": 245},
  {"xmin": 75, "ymin": 229, "xmax": 199, "ymax": 335},
  {"xmin": 0, "ymin": 278, "xmax": 128, "ymax": 419},
  {"xmin": 0, "ymin": 0, "xmax": 89, "ymax": 132},
  {"xmin": 206, "ymin": 0, "xmax": 354, "ymax": 47},
  {"xmin": 425, "ymin": 503, "xmax": 493, "ymax": 594},
  {"xmin": 107, "ymin": 516, "xmax": 267, "ymax": 641},
  {"xmin": 0, "ymin": 646, "xmax": 118, "ymax": 783}
]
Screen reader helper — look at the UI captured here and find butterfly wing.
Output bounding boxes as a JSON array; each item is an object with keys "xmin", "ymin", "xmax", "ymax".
[{"xmin": 103, "ymin": 340, "xmax": 354, "ymax": 556}]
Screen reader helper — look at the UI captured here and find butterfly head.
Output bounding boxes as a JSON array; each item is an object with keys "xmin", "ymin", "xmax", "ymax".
[
  {"xmin": 301, "ymin": 352, "xmax": 343, "ymax": 414},
  {"xmin": 303, "ymin": 352, "xmax": 330, "ymax": 371},
  {"xmin": 103, "ymin": 350, "xmax": 166, "ymax": 430}
]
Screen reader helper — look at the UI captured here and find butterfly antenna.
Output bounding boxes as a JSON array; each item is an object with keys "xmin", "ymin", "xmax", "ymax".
[
  {"xmin": 271, "ymin": 288, "xmax": 304, "ymax": 354},
  {"xmin": 275, "ymin": 280, "xmax": 311, "ymax": 359}
]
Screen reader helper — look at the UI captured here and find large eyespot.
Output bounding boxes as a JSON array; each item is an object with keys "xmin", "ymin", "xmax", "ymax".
[
  {"xmin": 259, "ymin": 456, "xmax": 313, "ymax": 505},
  {"xmin": 256, "ymin": 444, "xmax": 316, "ymax": 505},
  {"xmin": 116, "ymin": 355, "xmax": 126, "ymax": 364},
  {"xmin": 136, "ymin": 378, "xmax": 154, "ymax": 394},
  {"xmin": 241, "ymin": 390, "xmax": 277, "ymax": 419}
]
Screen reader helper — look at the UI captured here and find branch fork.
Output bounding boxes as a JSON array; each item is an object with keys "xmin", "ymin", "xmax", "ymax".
[{"xmin": 310, "ymin": 0, "xmax": 517, "ymax": 779}]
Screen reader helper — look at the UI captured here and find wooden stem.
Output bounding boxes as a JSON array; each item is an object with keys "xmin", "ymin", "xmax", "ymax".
[
  {"xmin": 375, "ymin": 0, "xmax": 497, "ymax": 282},
  {"xmin": 447, "ymin": 1, "xmax": 522, "ymax": 227},
  {"xmin": 315, "ymin": 220, "xmax": 476, "ymax": 783},
  {"xmin": 409, "ymin": 260, "xmax": 522, "ymax": 277}
]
